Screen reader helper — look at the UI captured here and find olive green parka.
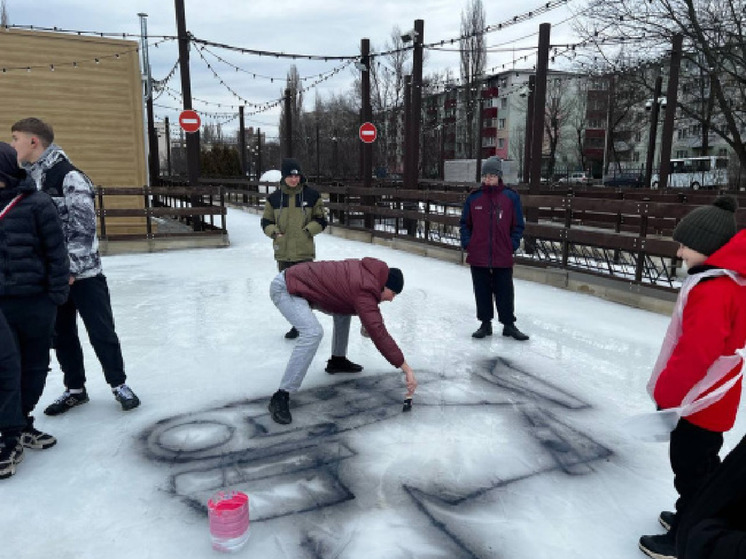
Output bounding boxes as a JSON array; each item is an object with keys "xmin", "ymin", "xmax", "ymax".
[{"xmin": 260, "ymin": 179, "xmax": 327, "ymax": 263}]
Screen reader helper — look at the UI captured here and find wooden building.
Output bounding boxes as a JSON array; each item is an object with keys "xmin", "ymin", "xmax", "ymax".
[{"xmin": 0, "ymin": 28, "xmax": 147, "ymax": 235}]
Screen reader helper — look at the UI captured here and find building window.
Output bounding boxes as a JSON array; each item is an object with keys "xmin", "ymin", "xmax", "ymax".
[
  {"xmin": 498, "ymin": 138, "xmax": 505, "ymax": 148},
  {"xmin": 718, "ymin": 148, "xmax": 728, "ymax": 157},
  {"xmin": 633, "ymin": 152, "xmax": 640, "ymax": 162},
  {"xmin": 676, "ymin": 150, "xmax": 688, "ymax": 158},
  {"xmin": 498, "ymin": 118, "xmax": 506, "ymax": 130},
  {"xmin": 634, "ymin": 132, "xmax": 642, "ymax": 142},
  {"xmin": 500, "ymin": 98, "xmax": 507, "ymax": 109}
]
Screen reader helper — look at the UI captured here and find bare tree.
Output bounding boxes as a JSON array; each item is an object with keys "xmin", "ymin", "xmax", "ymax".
[
  {"xmin": 459, "ymin": 0, "xmax": 486, "ymax": 159},
  {"xmin": 1, "ymin": 0, "xmax": 8, "ymax": 26},
  {"xmin": 368, "ymin": 27, "xmax": 411, "ymax": 173},
  {"xmin": 578, "ymin": 0, "xmax": 746, "ymax": 170},
  {"xmin": 544, "ymin": 77, "xmax": 580, "ymax": 177},
  {"xmin": 279, "ymin": 65, "xmax": 305, "ymax": 161}
]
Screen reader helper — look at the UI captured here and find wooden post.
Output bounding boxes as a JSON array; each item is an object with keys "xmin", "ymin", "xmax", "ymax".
[{"xmin": 657, "ymin": 33, "xmax": 683, "ymax": 190}]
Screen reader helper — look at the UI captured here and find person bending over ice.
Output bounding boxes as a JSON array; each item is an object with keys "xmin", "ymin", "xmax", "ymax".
[{"xmin": 267, "ymin": 257, "xmax": 416, "ymax": 425}]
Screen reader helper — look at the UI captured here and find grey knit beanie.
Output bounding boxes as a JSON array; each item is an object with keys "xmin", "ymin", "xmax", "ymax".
[
  {"xmin": 673, "ymin": 195, "xmax": 738, "ymax": 256},
  {"xmin": 481, "ymin": 157, "xmax": 503, "ymax": 177}
]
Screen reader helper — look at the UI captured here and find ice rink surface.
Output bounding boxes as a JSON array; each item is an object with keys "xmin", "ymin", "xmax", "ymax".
[{"xmin": 3, "ymin": 207, "xmax": 745, "ymax": 559}]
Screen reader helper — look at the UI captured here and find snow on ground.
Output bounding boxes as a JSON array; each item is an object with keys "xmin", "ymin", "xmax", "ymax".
[{"xmin": 2, "ymin": 207, "xmax": 745, "ymax": 559}]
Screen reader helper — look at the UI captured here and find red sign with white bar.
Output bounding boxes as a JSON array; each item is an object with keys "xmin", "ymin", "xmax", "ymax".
[
  {"xmin": 359, "ymin": 121, "xmax": 377, "ymax": 143},
  {"xmin": 179, "ymin": 110, "xmax": 201, "ymax": 133}
]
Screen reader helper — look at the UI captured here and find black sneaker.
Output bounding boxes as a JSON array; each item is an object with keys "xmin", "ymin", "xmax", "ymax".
[
  {"xmin": 268, "ymin": 390, "xmax": 292, "ymax": 424},
  {"xmin": 659, "ymin": 510, "xmax": 676, "ymax": 532},
  {"xmin": 21, "ymin": 426, "xmax": 57, "ymax": 450},
  {"xmin": 472, "ymin": 322, "xmax": 492, "ymax": 339},
  {"xmin": 112, "ymin": 384, "xmax": 141, "ymax": 411},
  {"xmin": 284, "ymin": 326, "xmax": 299, "ymax": 339},
  {"xmin": 503, "ymin": 323, "xmax": 529, "ymax": 341},
  {"xmin": 325, "ymin": 356, "xmax": 364, "ymax": 374},
  {"xmin": 44, "ymin": 388, "xmax": 89, "ymax": 416},
  {"xmin": 0, "ymin": 437, "xmax": 24, "ymax": 480},
  {"xmin": 638, "ymin": 533, "xmax": 676, "ymax": 559}
]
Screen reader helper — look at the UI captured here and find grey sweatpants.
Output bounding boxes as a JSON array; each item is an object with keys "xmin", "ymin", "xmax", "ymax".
[{"xmin": 270, "ymin": 272, "xmax": 351, "ymax": 392}]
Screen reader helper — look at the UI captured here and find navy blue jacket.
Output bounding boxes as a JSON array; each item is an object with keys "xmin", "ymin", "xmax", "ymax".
[
  {"xmin": 459, "ymin": 181, "xmax": 525, "ymax": 268},
  {"xmin": 0, "ymin": 177, "xmax": 69, "ymax": 305}
]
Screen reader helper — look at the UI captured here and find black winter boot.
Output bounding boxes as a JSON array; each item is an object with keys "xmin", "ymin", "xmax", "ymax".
[
  {"xmin": 325, "ymin": 356, "xmax": 364, "ymax": 374},
  {"xmin": 658, "ymin": 510, "xmax": 676, "ymax": 532},
  {"xmin": 502, "ymin": 323, "xmax": 529, "ymax": 341},
  {"xmin": 0, "ymin": 435, "xmax": 23, "ymax": 480},
  {"xmin": 268, "ymin": 390, "xmax": 292, "ymax": 424},
  {"xmin": 472, "ymin": 322, "xmax": 492, "ymax": 339},
  {"xmin": 21, "ymin": 417, "xmax": 56, "ymax": 450},
  {"xmin": 638, "ymin": 532, "xmax": 676, "ymax": 559},
  {"xmin": 284, "ymin": 326, "xmax": 299, "ymax": 339}
]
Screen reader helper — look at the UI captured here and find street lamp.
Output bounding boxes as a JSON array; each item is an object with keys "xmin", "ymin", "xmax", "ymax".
[{"xmin": 644, "ymin": 75, "xmax": 665, "ymax": 188}]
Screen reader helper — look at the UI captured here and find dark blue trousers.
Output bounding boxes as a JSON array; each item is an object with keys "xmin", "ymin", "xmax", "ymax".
[
  {"xmin": 54, "ymin": 274, "xmax": 126, "ymax": 390},
  {"xmin": 0, "ymin": 295, "xmax": 56, "ymax": 423},
  {"xmin": 469, "ymin": 266, "xmax": 516, "ymax": 326},
  {"xmin": 0, "ymin": 309, "xmax": 24, "ymax": 437}
]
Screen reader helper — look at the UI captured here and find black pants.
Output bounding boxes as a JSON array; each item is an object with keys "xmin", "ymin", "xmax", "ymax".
[
  {"xmin": 670, "ymin": 418, "xmax": 724, "ymax": 524},
  {"xmin": 677, "ymin": 433, "xmax": 746, "ymax": 559},
  {"xmin": 0, "ymin": 309, "xmax": 25, "ymax": 437},
  {"xmin": 0, "ymin": 295, "xmax": 56, "ymax": 422},
  {"xmin": 470, "ymin": 266, "xmax": 516, "ymax": 326},
  {"xmin": 54, "ymin": 274, "xmax": 126, "ymax": 390},
  {"xmin": 277, "ymin": 260, "xmax": 311, "ymax": 273}
]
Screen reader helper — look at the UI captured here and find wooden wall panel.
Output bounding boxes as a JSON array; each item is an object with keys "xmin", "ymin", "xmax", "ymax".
[{"xmin": 0, "ymin": 29, "xmax": 148, "ymax": 234}]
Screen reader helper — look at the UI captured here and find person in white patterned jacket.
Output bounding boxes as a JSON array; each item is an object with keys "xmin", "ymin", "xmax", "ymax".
[{"xmin": 10, "ymin": 118, "xmax": 140, "ymax": 414}]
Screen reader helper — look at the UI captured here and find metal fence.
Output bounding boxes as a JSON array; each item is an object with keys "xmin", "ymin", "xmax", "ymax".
[{"xmin": 168, "ymin": 177, "xmax": 746, "ymax": 293}]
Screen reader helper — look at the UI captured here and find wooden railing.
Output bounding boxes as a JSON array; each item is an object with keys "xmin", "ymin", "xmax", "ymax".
[
  {"xmin": 95, "ymin": 186, "xmax": 228, "ymax": 242},
  {"xmin": 171, "ymin": 177, "xmax": 746, "ymax": 292}
]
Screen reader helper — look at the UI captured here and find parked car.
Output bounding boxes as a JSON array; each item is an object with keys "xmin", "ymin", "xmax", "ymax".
[
  {"xmin": 603, "ymin": 172, "xmax": 644, "ymax": 188},
  {"xmin": 558, "ymin": 172, "xmax": 590, "ymax": 184}
]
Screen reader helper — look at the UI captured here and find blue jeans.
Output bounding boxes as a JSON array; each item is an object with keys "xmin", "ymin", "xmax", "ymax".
[{"xmin": 270, "ymin": 272, "xmax": 350, "ymax": 392}]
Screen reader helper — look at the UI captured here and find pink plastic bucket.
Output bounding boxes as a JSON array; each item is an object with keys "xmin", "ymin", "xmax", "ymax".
[{"xmin": 207, "ymin": 490, "xmax": 250, "ymax": 552}]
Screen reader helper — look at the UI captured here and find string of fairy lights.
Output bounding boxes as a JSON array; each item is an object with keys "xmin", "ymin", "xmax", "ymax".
[{"xmin": 2, "ymin": 0, "xmax": 711, "ymax": 140}]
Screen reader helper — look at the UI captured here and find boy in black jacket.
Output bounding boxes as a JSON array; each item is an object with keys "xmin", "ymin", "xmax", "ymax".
[{"xmin": 0, "ymin": 142, "xmax": 69, "ymax": 479}]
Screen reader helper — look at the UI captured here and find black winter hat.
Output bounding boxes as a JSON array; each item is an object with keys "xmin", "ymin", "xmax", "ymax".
[
  {"xmin": 0, "ymin": 141, "xmax": 26, "ymax": 189},
  {"xmin": 481, "ymin": 157, "xmax": 503, "ymax": 177},
  {"xmin": 673, "ymin": 195, "xmax": 738, "ymax": 256},
  {"xmin": 385, "ymin": 268, "xmax": 404, "ymax": 294},
  {"xmin": 281, "ymin": 158, "xmax": 303, "ymax": 178}
]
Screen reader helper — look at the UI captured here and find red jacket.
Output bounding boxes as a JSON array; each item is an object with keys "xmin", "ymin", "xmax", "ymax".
[
  {"xmin": 653, "ymin": 230, "xmax": 746, "ymax": 432},
  {"xmin": 285, "ymin": 258, "xmax": 405, "ymax": 368}
]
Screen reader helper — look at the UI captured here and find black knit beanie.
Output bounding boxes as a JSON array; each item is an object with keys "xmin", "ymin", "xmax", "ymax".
[
  {"xmin": 0, "ymin": 141, "xmax": 26, "ymax": 189},
  {"xmin": 385, "ymin": 268, "xmax": 404, "ymax": 294},
  {"xmin": 281, "ymin": 158, "xmax": 302, "ymax": 178},
  {"xmin": 672, "ymin": 195, "xmax": 738, "ymax": 256}
]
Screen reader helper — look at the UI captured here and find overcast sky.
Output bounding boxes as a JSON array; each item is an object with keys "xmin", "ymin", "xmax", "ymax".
[{"xmin": 3, "ymin": 0, "xmax": 583, "ymax": 139}]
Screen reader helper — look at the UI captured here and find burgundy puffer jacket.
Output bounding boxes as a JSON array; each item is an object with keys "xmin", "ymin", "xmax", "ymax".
[{"xmin": 285, "ymin": 257, "xmax": 405, "ymax": 367}]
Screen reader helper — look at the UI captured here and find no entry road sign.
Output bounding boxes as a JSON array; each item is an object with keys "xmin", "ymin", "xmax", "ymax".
[
  {"xmin": 179, "ymin": 110, "xmax": 201, "ymax": 133},
  {"xmin": 359, "ymin": 122, "xmax": 377, "ymax": 143}
]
